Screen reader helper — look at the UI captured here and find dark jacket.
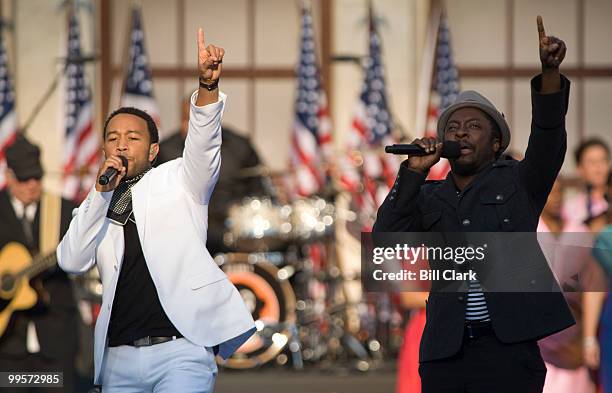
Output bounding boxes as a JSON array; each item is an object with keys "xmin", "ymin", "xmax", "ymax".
[
  {"xmin": 0, "ymin": 190, "xmax": 78, "ymax": 360},
  {"xmin": 373, "ymin": 74, "xmax": 575, "ymax": 363}
]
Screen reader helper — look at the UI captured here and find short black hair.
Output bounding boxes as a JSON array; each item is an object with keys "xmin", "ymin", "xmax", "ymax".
[
  {"xmin": 574, "ymin": 138, "xmax": 610, "ymax": 165},
  {"xmin": 103, "ymin": 107, "xmax": 159, "ymax": 144}
]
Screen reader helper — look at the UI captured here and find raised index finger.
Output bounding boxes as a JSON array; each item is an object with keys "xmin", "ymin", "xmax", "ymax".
[
  {"xmin": 537, "ymin": 15, "xmax": 546, "ymax": 40},
  {"xmin": 197, "ymin": 28, "xmax": 206, "ymax": 55}
]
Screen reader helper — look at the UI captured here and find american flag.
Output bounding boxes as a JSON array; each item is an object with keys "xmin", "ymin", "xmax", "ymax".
[
  {"xmin": 0, "ymin": 29, "xmax": 17, "ymax": 190},
  {"xmin": 341, "ymin": 6, "xmax": 398, "ymax": 229},
  {"xmin": 62, "ymin": 13, "xmax": 99, "ymax": 201},
  {"xmin": 120, "ymin": 7, "xmax": 160, "ymax": 127},
  {"xmin": 290, "ymin": 1, "xmax": 332, "ymax": 197},
  {"xmin": 423, "ymin": 11, "xmax": 459, "ymax": 180}
]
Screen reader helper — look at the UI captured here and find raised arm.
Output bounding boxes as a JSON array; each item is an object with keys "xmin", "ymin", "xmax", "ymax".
[
  {"xmin": 520, "ymin": 16, "xmax": 570, "ymax": 209},
  {"xmin": 181, "ymin": 28, "xmax": 226, "ymax": 204},
  {"xmin": 537, "ymin": 15, "xmax": 565, "ymax": 94}
]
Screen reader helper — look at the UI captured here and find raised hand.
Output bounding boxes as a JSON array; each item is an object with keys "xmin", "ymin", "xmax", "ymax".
[
  {"xmin": 197, "ymin": 28, "xmax": 224, "ymax": 84},
  {"xmin": 537, "ymin": 15, "xmax": 566, "ymax": 70}
]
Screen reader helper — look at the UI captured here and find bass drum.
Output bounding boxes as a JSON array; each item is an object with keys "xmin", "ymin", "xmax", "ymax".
[{"xmin": 216, "ymin": 253, "xmax": 296, "ymax": 368}]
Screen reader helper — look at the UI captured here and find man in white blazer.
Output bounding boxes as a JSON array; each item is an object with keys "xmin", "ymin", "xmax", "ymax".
[{"xmin": 57, "ymin": 29, "xmax": 255, "ymax": 392}]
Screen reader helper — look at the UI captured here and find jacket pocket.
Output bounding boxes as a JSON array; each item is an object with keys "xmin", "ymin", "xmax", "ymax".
[
  {"xmin": 479, "ymin": 184, "xmax": 518, "ymax": 230},
  {"xmin": 189, "ymin": 267, "xmax": 228, "ymax": 290}
]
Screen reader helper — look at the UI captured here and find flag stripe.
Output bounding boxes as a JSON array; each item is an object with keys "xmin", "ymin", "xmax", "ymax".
[
  {"xmin": 340, "ymin": 7, "xmax": 398, "ymax": 229},
  {"xmin": 62, "ymin": 13, "xmax": 100, "ymax": 201},
  {"xmin": 0, "ymin": 32, "xmax": 17, "ymax": 190},
  {"xmin": 423, "ymin": 11, "xmax": 459, "ymax": 181},
  {"xmin": 290, "ymin": 3, "xmax": 331, "ymax": 198},
  {"xmin": 119, "ymin": 7, "xmax": 161, "ymax": 133}
]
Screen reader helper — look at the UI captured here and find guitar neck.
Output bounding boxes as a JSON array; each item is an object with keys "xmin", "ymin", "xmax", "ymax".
[{"xmin": 20, "ymin": 252, "xmax": 58, "ymax": 279}]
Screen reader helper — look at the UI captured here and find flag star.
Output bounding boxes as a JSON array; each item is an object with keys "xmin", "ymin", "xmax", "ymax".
[
  {"xmin": 292, "ymin": 7, "xmax": 331, "ymax": 196},
  {"xmin": 122, "ymin": 12, "xmax": 156, "ymax": 99}
]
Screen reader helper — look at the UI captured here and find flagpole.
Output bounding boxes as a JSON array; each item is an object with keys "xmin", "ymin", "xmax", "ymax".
[{"xmin": 414, "ymin": 0, "xmax": 441, "ymax": 138}]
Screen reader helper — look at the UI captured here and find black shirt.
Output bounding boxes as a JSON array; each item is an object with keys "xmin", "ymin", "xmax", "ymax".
[{"xmin": 108, "ymin": 214, "xmax": 181, "ymax": 347}]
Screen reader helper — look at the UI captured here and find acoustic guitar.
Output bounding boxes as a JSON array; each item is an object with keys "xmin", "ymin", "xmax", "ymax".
[{"xmin": 0, "ymin": 242, "xmax": 57, "ymax": 337}]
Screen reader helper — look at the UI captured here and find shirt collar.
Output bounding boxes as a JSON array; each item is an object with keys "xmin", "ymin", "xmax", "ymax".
[{"xmin": 10, "ymin": 194, "xmax": 37, "ymax": 221}]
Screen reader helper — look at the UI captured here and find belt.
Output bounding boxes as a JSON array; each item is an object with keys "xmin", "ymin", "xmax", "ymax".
[
  {"xmin": 464, "ymin": 321, "xmax": 493, "ymax": 340},
  {"xmin": 130, "ymin": 335, "xmax": 183, "ymax": 347}
]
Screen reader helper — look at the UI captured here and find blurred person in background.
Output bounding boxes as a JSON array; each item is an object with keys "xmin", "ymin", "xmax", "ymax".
[
  {"xmin": 564, "ymin": 138, "xmax": 610, "ymax": 228},
  {"xmin": 583, "ymin": 174, "xmax": 612, "ymax": 392},
  {"xmin": 396, "ymin": 292, "xmax": 428, "ymax": 393},
  {"xmin": 156, "ymin": 97, "xmax": 267, "ymax": 256},
  {"xmin": 537, "ymin": 178, "xmax": 596, "ymax": 393},
  {"xmin": 0, "ymin": 135, "xmax": 79, "ymax": 392}
]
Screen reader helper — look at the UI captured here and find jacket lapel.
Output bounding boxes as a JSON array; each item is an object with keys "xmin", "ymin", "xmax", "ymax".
[
  {"xmin": 0, "ymin": 191, "xmax": 31, "ymax": 249},
  {"xmin": 130, "ymin": 171, "xmax": 150, "ymax": 245},
  {"xmin": 108, "ymin": 223, "xmax": 124, "ymax": 268},
  {"xmin": 437, "ymin": 173, "xmax": 459, "ymax": 209}
]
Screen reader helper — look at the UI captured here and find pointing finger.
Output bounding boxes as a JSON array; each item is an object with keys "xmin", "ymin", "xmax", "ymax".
[
  {"xmin": 197, "ymin": 28, "xmax": 206, "ymax": 55},
  {"xmin": 537, "ymin": 15, "xmax": 546, "ymax": 41}
]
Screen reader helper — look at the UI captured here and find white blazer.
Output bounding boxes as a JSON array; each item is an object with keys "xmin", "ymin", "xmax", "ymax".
[{"xmin": 57, "ymin": 91, "xmax": 255, "ymax": 384}]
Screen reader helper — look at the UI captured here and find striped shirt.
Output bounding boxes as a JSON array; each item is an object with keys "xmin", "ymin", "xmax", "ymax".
[{"xmin": 465, "ymin": 279, "xmax": 491, "ymax": 322}]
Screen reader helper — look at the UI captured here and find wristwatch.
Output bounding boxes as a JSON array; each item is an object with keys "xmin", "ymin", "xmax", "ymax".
[{"xmin": 199, "ymin": 76, "xmax": 219, "ymax": 91}]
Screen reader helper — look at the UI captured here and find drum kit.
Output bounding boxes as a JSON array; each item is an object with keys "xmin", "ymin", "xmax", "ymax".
[
  {"xmin": 217, "ymin": 192, "xmax": 403, "ymax": 371},
  {"xmin": 73, "ymin": 172, "xmax": 404, "ymax": 372}
]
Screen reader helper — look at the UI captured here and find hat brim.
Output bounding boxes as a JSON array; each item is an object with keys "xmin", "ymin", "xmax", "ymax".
[
  {"xmin": 436, "ymin": 102, "xmax": 511, "ymax": 154},
  {"xmin": 12, "ymin": 166, "xmax": 44, "ymax": 181}
]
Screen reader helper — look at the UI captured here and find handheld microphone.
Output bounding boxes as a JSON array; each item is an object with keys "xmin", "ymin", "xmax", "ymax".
[
  {"xmin": 385, "ymin": 141, "xmax": 461, "ymax": 159},
  {"xmin": 98, "ymin": 156, "xmax": 128, "ymax": 186}
]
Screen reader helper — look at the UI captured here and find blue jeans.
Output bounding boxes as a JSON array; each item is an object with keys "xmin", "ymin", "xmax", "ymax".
[{"xmin": 101, "ymin": 338, "xmax": 217, "ymax": 392}]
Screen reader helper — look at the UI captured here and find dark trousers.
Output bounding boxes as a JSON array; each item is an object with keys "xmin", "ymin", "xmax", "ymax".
[
  {"xmin": 0, "ymin": 314, "xmax": 77, "ymax": 393},
  {"xmin": 419, "ymin": 334, "xmax": 547, "ymax": 393},
  {"xmin": 0, "ymin": 353, "xmax": 75, "ymax": 393}
]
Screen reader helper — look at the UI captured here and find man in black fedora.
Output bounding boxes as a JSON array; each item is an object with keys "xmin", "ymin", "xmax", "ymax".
[
  {"xmin": 0, "ymin": 135, "xmax": 79, "ymax": 392},
  {"xmin": 374, "ymin": 16, "xmax": 574, "ymax": 392}
]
